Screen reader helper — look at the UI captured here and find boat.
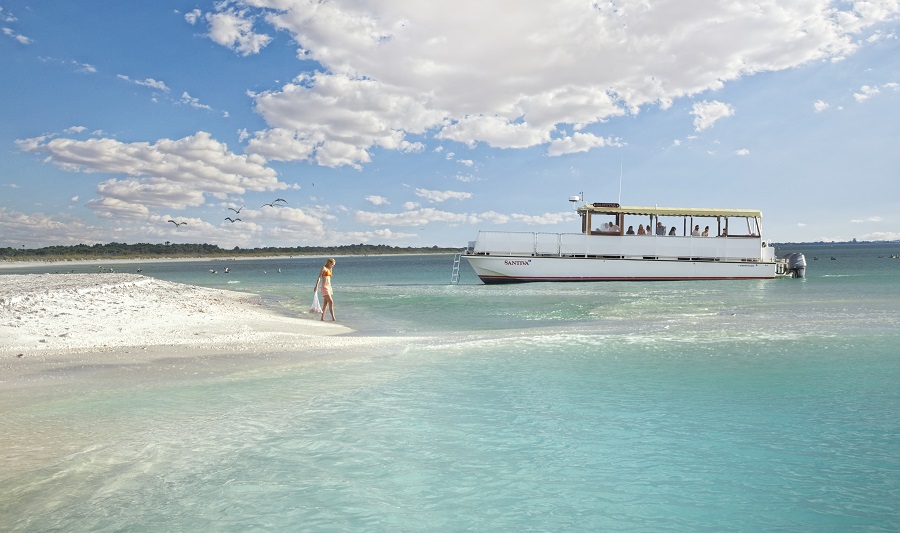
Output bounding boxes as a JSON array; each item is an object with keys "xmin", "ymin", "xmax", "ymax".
[{"xmin": 463, "ymin": 200, "xmax": 805, "ymax": 283}]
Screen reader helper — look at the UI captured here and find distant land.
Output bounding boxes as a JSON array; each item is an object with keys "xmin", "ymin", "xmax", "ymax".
[
  {"xmin": 2, "ymin": 239, "xmax": 897, "ymax": 263},
  {"xmin": 0, "ymin": 242, "xmax": 463, "ymax": 262}
]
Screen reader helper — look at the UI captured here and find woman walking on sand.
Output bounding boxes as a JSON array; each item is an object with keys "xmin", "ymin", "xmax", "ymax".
[{"xmin": 314, "ymin": 258, "xmax": 336, "ymax": 321}]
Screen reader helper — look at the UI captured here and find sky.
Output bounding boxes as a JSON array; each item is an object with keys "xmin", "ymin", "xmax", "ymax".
[{"xmin": 1, "ymin": 1, "xmax": 899, "ymax": 249}]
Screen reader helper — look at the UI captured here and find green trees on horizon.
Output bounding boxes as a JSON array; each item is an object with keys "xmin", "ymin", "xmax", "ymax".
[{"xmin": 0, "ymin": 242, "xmax": 461, "ymax": 261}]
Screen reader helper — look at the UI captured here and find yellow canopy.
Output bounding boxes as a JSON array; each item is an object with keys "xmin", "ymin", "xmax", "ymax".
[{"xmin": 577, "ymin": 204, "xmax": 762, "ymax": 218}]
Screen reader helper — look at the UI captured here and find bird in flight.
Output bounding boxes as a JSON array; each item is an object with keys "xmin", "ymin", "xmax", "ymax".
[
  {"xmin": 168, "ymin": 220, "xmax": 187, "ymax": 227},
  {"xmin": 261, "ymin": 202, "xmax": 276, "ymax": 208},
  {"xmin": 228, "ymin": 206, "xmax": 243, "ymax": 214},
  {"xmin": 274, "ymin": 198, "xmax": 287, "ymax": 204},
  {"xmin": 225, "ymin": 217, "xmax": 242, "ymax": 223}
]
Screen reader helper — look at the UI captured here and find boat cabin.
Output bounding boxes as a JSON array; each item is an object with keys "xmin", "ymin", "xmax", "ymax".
[{"xmin": 580, "ymin": 203, "xmax": 762, "ymax": 239}]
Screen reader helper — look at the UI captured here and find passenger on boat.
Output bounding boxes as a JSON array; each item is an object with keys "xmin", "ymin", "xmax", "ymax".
[
  {"xmin": 692, "ymin": 225, "xmax": 701, "ymax": 236},
  {"xmin": 637, "ymin": 224, "xmax": 646, "ymax": 236},
  {"xmin": 656, "ymin": 222, "xmax": 666, "ymax": 235},
  {"xmin": 626, "ymin": 225, "xmax": 635, "ymax": 235},
  {"xmin": 702, "ymin": 226, "xmax": 709, "ymax": 237},
  {"xmin": 668, "ymin": 226, "xmax": 677, "ymax": 236}
]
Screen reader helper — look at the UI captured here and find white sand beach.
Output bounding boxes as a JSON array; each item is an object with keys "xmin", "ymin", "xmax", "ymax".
[{"xmin": 0, "ymin": 273, "xmax": 405, "ymax": 394}]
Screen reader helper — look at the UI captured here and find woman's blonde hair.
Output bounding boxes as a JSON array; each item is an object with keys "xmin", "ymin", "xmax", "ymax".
[{"xmin": 326, "ymin": 258, "xmax": 336, "ymax": 266}]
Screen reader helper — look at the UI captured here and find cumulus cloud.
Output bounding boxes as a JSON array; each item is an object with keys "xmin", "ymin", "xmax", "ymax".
[
  {"xmin": 854, "ymin": 85, "xmax": 881, "ymax": 102},
  {"xmin": 204, "ymin": 0, "xmax": 897, "ymax": 167},
  {"xmin": 854, "ymin": 82, "xmax": 899, "ymax": 102},
  {"xmin": 813, "ymin": 99, "xmax": 830, "ymax": 112},
  {"xmin": 184, "ymin": 9, "xmax": 202, "ymax": 25},
  {"xmin": 365, "ymin": 195, "xmax": 390, "ymax": 206},
  {"xmin": 16, "ymin": 132, "xmax": 288, "ymax": 216},
  {"xmin": 205, "ymin": 8, "xmax": 272, "ymax": 56},
  {"xmin": 415, "ymin": 188, "xmax": 472, "ymax": 203},
  {"xmin": 734, "ymin": 148, "xmax": 750, "ymax": 156},
  {"xmin": 548, "ymin": 133, "xmax": 621, "ymax": 156},
  {"xmin": 691, "ymin": 100, "xmax": 735, "ymax": 131}
]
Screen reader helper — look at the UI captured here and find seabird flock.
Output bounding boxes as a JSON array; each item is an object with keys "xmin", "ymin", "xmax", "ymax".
[{"xmin": 165, "ymin": 198, "xmax": 289, "ymax": 229}]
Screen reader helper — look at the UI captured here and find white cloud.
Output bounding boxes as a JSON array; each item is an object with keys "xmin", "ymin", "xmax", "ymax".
[
  {"xmin": 859, "ymin": 231, "xmax": 900, "ymax": 241},
  {"xmin": 548, "ymin": 132, "xmax": 620, "ymax": 156},
  {"xmin": 854, "ymin": 83, "xmax": 899, "ymax": 102},
  {"xmin": 64, "ymin": 126, "xmax": 87, "ymax": 134},
  {"xmin": 415, "ymin": 188, "xmax": 472, "ymax": 203},
  {"xmin": 854, "ymin": 84, "xmax": 880, "ymax": 102},
  {"xmin": 354, "ymin": 207, "xmax": 574, "ymax": 227},
  {"xmin": 2, "ymin": 26, "xmax": 31, "ymax": 45},
  {"xmin": 184, "ymin": 9, "xmax": 202, "ymax": 25},
  {"xmin": 118, "ymin": 75, "xmax": 170, "ymax": 92},
  {"xmin": 691, "ymin": 100, "xmax": 735, "ymax": 131},
  {"xmin": 17, "ymin": 132, "xmax": 287, "ymax": 215},
  {"xmin": 813, "ymin": 99, "xmax": 830, "ymax": 112},
  {"xmin": 734, "ymin": 148, "xmax": 750, "ymax": 156},
  {"xmin": 205, "ymin": 8, "xmax": 272, "ymax": 56},
  {"xmin": 203, "ymin": 0, "xmax": 898, "ymax": 168},
  {"xmin": 181, "ymin": 92, "xmax": 212, "ymax": 110},
  {"xmin": 365, "ymin": 195, "xmax": 390, "ymax": 206},
  {"xmin": 355, "ymin": 207, "xmax": 479, "ymax": 227},
  {"xmin": 248, "ymin": 72, "xmax": 446, "ymax": 167}
]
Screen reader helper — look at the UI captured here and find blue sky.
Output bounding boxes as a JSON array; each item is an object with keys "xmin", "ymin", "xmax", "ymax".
[{"xmin": 2, "ymin": 1, "xmax": 899, "ymax": 249}]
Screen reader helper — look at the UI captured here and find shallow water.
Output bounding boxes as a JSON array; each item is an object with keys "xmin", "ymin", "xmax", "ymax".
[{"xmin": 2, "ymin": 243, "xmax": 899, "ymax": 531}]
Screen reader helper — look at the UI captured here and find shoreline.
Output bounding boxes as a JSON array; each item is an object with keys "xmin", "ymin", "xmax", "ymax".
[
  {"xmin": 0, "ymin": 273, "xmax": 399, "ymax": 393},
  {"xmin": 0, "ymin": 251, "xmax": 458, "ymax": 270}
]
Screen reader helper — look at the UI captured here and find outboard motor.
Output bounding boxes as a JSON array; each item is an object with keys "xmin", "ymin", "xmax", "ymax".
[{"xmin": 785, "ymin": 253, "xmax": 807, "ymax": 278}]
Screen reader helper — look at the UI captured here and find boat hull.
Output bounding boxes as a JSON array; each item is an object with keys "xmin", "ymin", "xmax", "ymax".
[{"xmin": 464, "ymin": 255, "xmax": 777, "ymax": 283}]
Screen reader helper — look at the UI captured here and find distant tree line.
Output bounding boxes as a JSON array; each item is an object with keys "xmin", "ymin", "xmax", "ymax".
[{"xmin": 0, "ymin": 242, "xmax": 462, "ymax": 261}]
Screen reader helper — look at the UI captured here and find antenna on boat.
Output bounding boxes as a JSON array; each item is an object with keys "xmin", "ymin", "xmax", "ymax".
[
  {"xmin": 569, "ymin": 191, "xmax": 583, "ymax": 204},
  {"xmin": 617, "ymin": 156, "xmax": 623, "ymax": 205}
]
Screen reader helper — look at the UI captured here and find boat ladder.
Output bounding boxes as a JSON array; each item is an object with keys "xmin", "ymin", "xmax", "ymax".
[{"xmin": 450, "ymin": 253, "xmax": 462, "ymax": 284}]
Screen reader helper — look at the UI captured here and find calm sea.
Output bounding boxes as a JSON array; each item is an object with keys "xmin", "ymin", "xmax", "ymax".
[{"xmin": 2, "ymin": 243, "xmax": 899, "ymax": 531}]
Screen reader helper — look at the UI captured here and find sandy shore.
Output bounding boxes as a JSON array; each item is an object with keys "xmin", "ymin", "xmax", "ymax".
[{"xmin": 0, "ymin": 273, "xmax": 403, "ymax": 392}]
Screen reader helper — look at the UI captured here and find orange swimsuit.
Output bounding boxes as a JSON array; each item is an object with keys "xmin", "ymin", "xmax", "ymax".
[{"xmin": 321, "ymin": 267, "xmax": 333, "ymax": 296}]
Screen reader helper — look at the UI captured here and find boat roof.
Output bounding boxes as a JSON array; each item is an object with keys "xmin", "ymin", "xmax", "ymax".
[{"xmin": 577, "ymin": 203, "xmax": 763, "ymax": 218}]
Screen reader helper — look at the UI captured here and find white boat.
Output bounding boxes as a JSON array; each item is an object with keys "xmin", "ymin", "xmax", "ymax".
[{"xmin": 464, "ymin": 201, "xmax": 805, "ymax": 283}]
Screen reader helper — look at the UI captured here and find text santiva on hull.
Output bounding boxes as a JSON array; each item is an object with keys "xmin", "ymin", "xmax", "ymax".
[{"xmin": 464, "ymin": 200, "xmax": 806, "ymax": 284}]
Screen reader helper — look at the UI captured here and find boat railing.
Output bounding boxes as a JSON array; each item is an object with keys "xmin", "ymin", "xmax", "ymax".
[{"xmin": 470, "ymin": 231, "xmax": 769, "ymax": 262}]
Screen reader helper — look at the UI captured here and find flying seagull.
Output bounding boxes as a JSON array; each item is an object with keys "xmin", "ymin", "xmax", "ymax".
[
  {"xmin": 228, "ymin": 206, "xmax": 243, "ymax": 214},
  {"xmin": 225, "ymin": 217, "xmax": 241, "ymax": 223},
  {"xmin": 261, "ymin": 202, "xmax": 276, "ymax": 208},
  {"xmin": 168, "ymin": 220, "xmax": 187, "ymax": 227},
  {"xmin": 274, "ymin": 198, "xmax": 287, "ymax": 203}
]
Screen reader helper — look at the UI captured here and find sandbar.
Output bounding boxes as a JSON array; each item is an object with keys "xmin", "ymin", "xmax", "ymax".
[{"xmin": 0, "ymin": 273, "xmax": 402, "ymax": 393}]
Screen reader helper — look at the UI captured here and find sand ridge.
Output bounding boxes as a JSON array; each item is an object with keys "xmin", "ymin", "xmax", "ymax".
[{"xmin": 0, "ymin": 273, "xmax": 351, "ymax": 357}]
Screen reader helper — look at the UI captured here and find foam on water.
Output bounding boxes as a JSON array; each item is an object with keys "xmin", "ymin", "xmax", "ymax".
[{"xmin": 2, "ymin": 244, "xmax": 899, "ymax": 531}]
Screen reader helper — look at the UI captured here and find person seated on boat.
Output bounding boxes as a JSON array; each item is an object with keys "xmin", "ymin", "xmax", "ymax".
[
  {"xmin": 668, "ymin": 226, "xmax": 677, "ymax": 236},
  {"xmin": 626, "ymin": 225, "xmax": 635, "ymax": 235},
  {"xmin": 656, "ymin": 222, "xmax": 666, "ymax": 235},
  {"xmin": 637, "ymin": 224, "xmax": 646, "ymax": 236},
  {"xmin": 702, "ymin": 226, "xmax": 709, "ymax": 237},
  {"xmin": 692, "ymin": 225, "xmax": 701, "ymax": 236}
]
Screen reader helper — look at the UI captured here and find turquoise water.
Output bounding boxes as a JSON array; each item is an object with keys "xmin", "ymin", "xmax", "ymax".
[{"xmin": 2, "ymin": 244, "xmax": 900, "ymax": 531}]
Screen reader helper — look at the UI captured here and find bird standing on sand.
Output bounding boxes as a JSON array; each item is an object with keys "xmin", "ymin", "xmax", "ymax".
[{"xmin": 168, "ymin": 220, "xmax": 187, "ymax": 227}]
